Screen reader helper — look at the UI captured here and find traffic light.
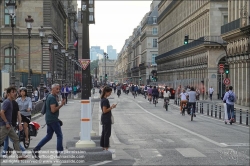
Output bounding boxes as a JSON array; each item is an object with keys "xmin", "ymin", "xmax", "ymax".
[
  {"xmin": 105, "ymin": 74, "xmax": 107, "ymax": 79},
  {"xmin": 139, "ymin": 77, "xmax": 141, "ymax": 81},
  {"xmin": 184, "ymin": 35, "xmax": 189, "ymax": 45},
  {"xmin": 225, "ymin": 68, "xmax": 229, "ymax": 74},
  {"xmin": 224, "ymin": 64, "xmax": 229, "ymax": 78}
]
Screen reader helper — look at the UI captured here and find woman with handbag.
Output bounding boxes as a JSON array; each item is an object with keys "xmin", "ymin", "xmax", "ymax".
[{"xmin": 100, "ymin": 86, "xmax": 116, "ymax": 151}]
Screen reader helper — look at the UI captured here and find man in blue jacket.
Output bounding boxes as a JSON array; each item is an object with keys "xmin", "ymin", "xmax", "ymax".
[{"xmin": 61, "ymin": 84, "xmax": 69, "ymax": 105}]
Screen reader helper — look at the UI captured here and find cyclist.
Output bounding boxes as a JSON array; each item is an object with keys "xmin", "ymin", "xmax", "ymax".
[
  {"xmin": 186, "ymin": 87, "xmax": 197, "ymax": 117},
  {"xmin": 143, "ymin": 85, "xmax": 148, "ymax": 98},
  {"xmin": 179, "ymin": 89, "xmax": 188, "ymax": 114},
  {"xmin": 147, "ymin": 86, "xmax": 153, "ymax": 103},
  {"xmin": 116, "ymin": 84, "xmax": 121, "ymax": 97},
  {"xmin": 134, "ymin": 85, "xmax": 138, "ymax": 96},
  {"xmin": 163, "ymin": 88, "xmax": 171, "ymax": 110},
  {"xmin": 152, "ymin": 86, "xmax": 159, "ymax": 104}
]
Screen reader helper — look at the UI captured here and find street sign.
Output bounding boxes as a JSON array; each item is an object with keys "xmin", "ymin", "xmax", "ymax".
[
  {"xmin": 78, "ymin": 59, "xmax": 90, "ymax": 70},
  {"xmin": 223, "ymin": 78, "xmax": 230, "ymax": 85},
  {"xmin": 219, "ymin": 68, "xmax": 224, "ymax": 73},
  {"xmin": 219, "ymin": 64, "xmax": 224, "ymax": 68}
]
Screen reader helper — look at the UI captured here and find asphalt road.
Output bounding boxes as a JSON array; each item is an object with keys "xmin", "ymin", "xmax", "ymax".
[{"xmin": 1, "ymin": 90, "xmax": 249, "ymax": 165}]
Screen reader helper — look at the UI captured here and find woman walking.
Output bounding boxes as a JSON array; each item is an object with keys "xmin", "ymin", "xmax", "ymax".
[
  {"xmin": 16, "ymin": 88, "xmax": 32, "ymax": 145},
  {"xmin": 100, "ymin": 87, "xmax": 116, "ymax": 151}
]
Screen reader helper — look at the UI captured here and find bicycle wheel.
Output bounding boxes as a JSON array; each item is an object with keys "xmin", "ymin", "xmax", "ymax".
[
  {"xmin": 165, "ymin": 102, "xmax": 168, "ymax": 111},
  {"xmin": 23, "ymin": 133, "xmax": 30, "ymax": 149},
  {"xmin": 191, "ymin": 108, "xmax": 193, "ymax": 121}
]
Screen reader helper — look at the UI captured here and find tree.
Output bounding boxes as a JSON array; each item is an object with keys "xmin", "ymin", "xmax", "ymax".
[{"xmin": 90, "ymin": 59, "xmax": 99, "ymax": 74}]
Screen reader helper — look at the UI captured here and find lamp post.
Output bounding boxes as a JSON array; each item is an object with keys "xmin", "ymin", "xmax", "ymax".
[
  {"xmin": 47, "ymin": 35, "xmax": 53, "ymax": 85},
  {"xmin": 25, "ymin": 15, "xmax": 34, "ymax": 97},
  {"xmin": 64, "ymin": 51, "xmax": 69, "ymax": 84},
  {"xmin": 6, "ymin": 0, "xmax": 17, "ymax": 87},
  {"xmin": 61, "ymin": 47, "xmax": 65, "ymax": 84},
  {"xmin": 38, "ymin": 26, "xmax": 45, "ymax": 99},
  {"xmin": 53, "ymin": 41, "xmax": 58, "ymax": 84},
  {"xmin": 104, "ymin": 52, "xmax": 108, "ymax": 85}
]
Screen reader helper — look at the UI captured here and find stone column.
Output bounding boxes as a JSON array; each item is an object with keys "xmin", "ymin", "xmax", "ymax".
[
  {"xmin": 242, "ymin": 61, "xmax": 246, "ymax": 106},
  {"xmin": 235, "ymin": 62, "xmax": 239, "ymax": 104},
  {"xmin": 246, "ymin": 60, "xmax": 250, "ymax": 106}
]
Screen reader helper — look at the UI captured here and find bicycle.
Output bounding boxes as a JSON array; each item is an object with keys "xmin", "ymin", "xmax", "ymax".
[
  {"xmin": 117, "ymin": 90, "xmax": 121, "ymax": 98},
  {"xmin": 164, "ymin": 98, "xmax": 169, "ymax": 111},
  {"xmin": 153, "ymin": 96, "xmax": 158, "ymax": 107},
  {"xmin": 189, "ymin": 103, "xmax": 196, "ymax": 121},
  {"xmin": 144, "ymin": 91, "xmax": 147, "ymax": 99}
]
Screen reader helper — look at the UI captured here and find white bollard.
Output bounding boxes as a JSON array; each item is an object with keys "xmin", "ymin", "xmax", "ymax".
[
  {"xmin": 90, "ymin": 98, "xmax": 97, "ymax": 136},
  {"xmin": 75, "ymin": 97, "xmax": 96, "ymax": 148}
]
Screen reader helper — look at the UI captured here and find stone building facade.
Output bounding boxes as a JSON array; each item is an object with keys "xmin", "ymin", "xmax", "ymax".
[
  {"xmin": 0, "ymin": 0, "xmax": 77, "ymax": 87},
  {"xmin": 156, "ymin": 0, "xmax": 228, "ymax": 99},
  {"xmin": 115, "ymin": 1, "xmax": 159, "ymax": 85},
  {"xmin": 221, "ymin": 0, "xmax": 250, "ymax": 106}
]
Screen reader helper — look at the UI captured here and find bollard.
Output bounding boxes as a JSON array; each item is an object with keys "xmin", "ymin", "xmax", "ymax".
[
  {"xmin": 199, "ymin": 102, "xmax": 201, "ymax": 113},
  {"xmin": 211, "ymin": 105, "xmax": 213, "ymax": 117},
  {"xmin": 246, "ymin": 110, "xmax": 248, "ymax": 126},
  {"xmin": 215, "ymin": 105, "xmax": 217, "ymax": 118},
  {"xmin": 201, "ymin": 103, "xmax": 203, "ymax": 114},
  {"xmin": 239, "ymin": 109, "xmax": 242, "ymax": 124},
  {"xmin": 207, "ymin": 103, "xmax": 209, "ymax": 116},
  {"xmin": 234, "ymin": 108, "xmax": 236, "ymax": 123},
  {"xmin": 219, "ymin": 105, "xmax": 221, "ymax": 119},
  {"xmin": 175, "ymin": 99, "xmax": 177, "ymax": 105},
  {"xmin": 196, "ymin": 102, "xmax": 198, "ymax": 113}
]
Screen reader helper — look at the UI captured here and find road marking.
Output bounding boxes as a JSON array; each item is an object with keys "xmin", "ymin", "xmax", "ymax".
[
  {"xmin": 166, "ymin": 139, "xmax": 175, "ymax": 143},
  {"xmin": 135, "ymin": 102, "xmax": 226, "ymax": 147},
  {"xmin": 139, "ymin": 149, "xmax": 162, "ymax": 158},
  {"xmin": 220, "ymin": 143, "xmax": 250, "ymax": 147},
  {"xmin": 90, "ymin": 161, "xmax": 112, "ymax": 166},
  {"xmin": 154, "ymin": 139, "xmax": 163, "ymax": 143},
  {"xmin": 176, "ymin": 148, "xmax": 206, "ymax": 157}
]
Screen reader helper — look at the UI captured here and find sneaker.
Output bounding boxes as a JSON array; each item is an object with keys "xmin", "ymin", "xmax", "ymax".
[
  {"xmin": 22, "ymin": 151, "xmax": 28, "ymax": 156},
  {"xmin": 18, "ymin": 155, "xmax": 28, "ymax": 160},
  {"xmin": 1, "ymin": 155, "xmax": 7, "ymax": 159},
  {"xmin": 194, "ymin": 114, "xmax": 196, "ymax": 117},
  {"xmin": 7, "ymin": 147, "xmax": 13, "ymax": 156},
  {"xmin": 31, "ymin": 149, "xmax": 40, "ymax": 160}
]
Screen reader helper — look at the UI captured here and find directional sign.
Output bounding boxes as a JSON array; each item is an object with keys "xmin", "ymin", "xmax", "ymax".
[
  {"xmin": 219, "ymin": 68, "xmax": 224, "ymax": 74},
  {"xmin": 223, "ymin": 78, "xmax": 230, "ymax": 85},
  {"xmin": 78, "ymin": 59, "xmax": 90, "ymax": 70}
]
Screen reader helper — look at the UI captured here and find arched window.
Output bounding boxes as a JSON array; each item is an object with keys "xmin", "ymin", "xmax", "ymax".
[{"xmin": 4, "ymin": 47, "xmax": 16, "ymax": 71}]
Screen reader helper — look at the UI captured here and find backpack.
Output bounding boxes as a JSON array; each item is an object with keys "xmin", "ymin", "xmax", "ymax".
[
  {"xmin": 41, "ymin": 94, "xmax": 49, "ymax": 115},
  {"xmin": 228, "ymin": 92, "xmax": 235, "ymax": 102},
  {"xmin": 144, "ymin": 86, "xmax": 147, "ymax": 90}
]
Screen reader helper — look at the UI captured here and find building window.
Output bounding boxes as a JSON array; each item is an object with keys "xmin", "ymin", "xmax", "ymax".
[
  {"xmin": 152, "ymin": 54, "xmax": 157, "ymax": 64},
  {"xmin": 153, "ymin": 17, "xmax": 157, "ymax": 24},
  {"xmin": 153, "ymin": 39, "xmax": 157, "ymax": 48},
  {"xmin": 223, "ymin": 15, "xmax": 228, "ymax": 25},
  {"xmin": 152, "ymin": 28, "xmax": 158, "ymax": 35},
  {"xmin": 4, "ymin": 0, "xmax": 16, "ymax": 26},
  {"xmin": 4, "ymin": 47, "xmax": 16, "ymax": 71}
]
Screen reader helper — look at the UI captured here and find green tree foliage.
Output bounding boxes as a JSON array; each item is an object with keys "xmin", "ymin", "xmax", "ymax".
[{"xmin": 90, "ymin": 59, "xmax": 99, "ymax": 74}]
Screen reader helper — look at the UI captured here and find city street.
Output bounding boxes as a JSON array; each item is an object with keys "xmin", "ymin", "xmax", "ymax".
[{"xmin": 0, "ymin": 90, "xmax": 249, "ymax": 165}]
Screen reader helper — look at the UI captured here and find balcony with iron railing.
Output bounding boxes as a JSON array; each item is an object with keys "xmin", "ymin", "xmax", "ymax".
[
  {"xmin": 221, "ymin": 18, "xmax": 240, "ymax": 34},
  {"xmin": 156, "ymin": 36, "xmax": 227, "ymax": 61},
  {"xmin": 141, "ymin": 30, "xmax": 158, "ymax": 40}
]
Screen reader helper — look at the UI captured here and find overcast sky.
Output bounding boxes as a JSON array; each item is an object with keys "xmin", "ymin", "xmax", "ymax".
[{"xmin": 77, "ymin": 0, "xmax": 152, "ymax": 53}]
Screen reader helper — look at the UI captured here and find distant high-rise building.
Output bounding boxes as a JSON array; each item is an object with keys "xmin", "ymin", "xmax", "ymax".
[
  {"xmin": 90, "ymin": 46, "xmax": 104, "ymax": 61},
  {"xmin": 107, "ymin": 45, "xmax": 117, "ymax": 60}
]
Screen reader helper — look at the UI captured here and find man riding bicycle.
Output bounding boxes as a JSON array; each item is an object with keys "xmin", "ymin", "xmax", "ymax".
[
  {"xmin": 116, "ymin": 84, "xmax": 121, "ymax": 97},
  {"xmin": 186, "ymin": 87, "xmax": 197, "ymax": 117},
  {"xmin": 152, "ymin": 86, "xmax": 159, "ymax": 104},
  {"xmin": 147, "ymin": 86, "xmax": 153, "ymax": 103}
]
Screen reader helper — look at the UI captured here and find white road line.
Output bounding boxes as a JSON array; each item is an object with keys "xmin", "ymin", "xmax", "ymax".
[
  {"xmin": 166, "ymin": 138, "xmax": 175, "ymax": 143},
  {"xmin": 220, "ymin": 143, "xmax": 250, "ymax": 147},
  {"xmin": 171, "ymin": 104, "xmax": 249, "ymax": 128},
  {"xmin": 154, "ymin": 139, "xmax": 163, "ymax": 143},
  {"xmin": 135, "ymin": 102, "xmax": 226, "ymax": 148},
  {"xmin": 90, "ymin": 161, "xmax": 112, "ymax": 166}
]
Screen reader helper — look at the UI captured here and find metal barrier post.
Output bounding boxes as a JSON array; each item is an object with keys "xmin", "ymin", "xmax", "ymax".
[
  {"xmin": 239, "ymin": 109, "xmax": 242, "ymax": 124},
  {"xmin": 177, "ymin": 98, "xmax": 179, "ymax": 105},
  {"xmin": 201, "ymin": 103, "xmax": 203, "ymax": 114},
  {"xmin": 211, "ymin": 104, "xmax": 213, "ymax": 117},
  {"xmin": 207, "ymin": 103, "xmax": 209, "ymax": 116},
  {"xmin": 215, "ymin": 105, "xmax": 217, "ymax": 118},
  {"xmin": 199, "ymin": 103, "xmax": 201, "ymax": 113},
  {"xmin": 219, "ymin": 105, "xmax": 221, "ymax": 119},
  {"xmin": 246, "ymin": 110, "xmax": 248, "ymax": 126},
  {"xmin": 196, "ymin": 102, "xmax": 198, "ymax": 113}
]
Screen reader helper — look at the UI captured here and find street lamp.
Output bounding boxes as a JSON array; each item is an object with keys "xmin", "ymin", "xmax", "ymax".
[
  {"xmin": 47, "ymin": 35, "xmax": 53, "ymax": 85},
  {"xmin": 6, "ymin": 0, "xmax": 17, "ymax": 87},
  {"xmin": 104, "ymin": 52, "xmax": 108, "ymax": 85},
  {"xmin": 25, "ymin": 15, "xmax": 34, "ymax": 97},
  {"xmin": 64, "ymin": 52, "xmax": 68, "ymax": 83},
  {"xmin": 38, "ymin": 26, "xmax": 45, "ymax": 99},
  {"xmin": 53, "ymin": 42, "xmax": 58, "ymax": 83}
]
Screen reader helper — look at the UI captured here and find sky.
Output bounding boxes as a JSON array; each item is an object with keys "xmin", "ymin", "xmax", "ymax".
[{"xmin": 77, "ymin": 0, "xmax": 152, "ymax": 53}]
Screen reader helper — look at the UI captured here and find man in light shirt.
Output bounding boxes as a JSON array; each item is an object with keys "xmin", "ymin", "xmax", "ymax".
[
  {"xmin": 163, "ymin": 88, "xmax": 171, "ymax": 109},
  {"xmin": 209, "ymin": 86, "xmax": 214, "ymax": 100}
]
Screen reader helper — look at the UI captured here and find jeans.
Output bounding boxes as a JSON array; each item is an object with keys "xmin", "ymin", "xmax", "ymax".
[
  {"xmin": 188, "ymin": 102, "xmax": 196, "ymax": 114},
  {"xmin": 227, "ymin": 103, "xmax": 234, "ymax": 120},
  {"xmin": 35, "ymin": 96, "xmax": 39, "ymax": 102},
  {"xmin": 2, "ymin": 135, "xmax": 25, "ymax": 155},
  {"xmin": 62, "ymin": 93, "xmax": 68, "ymax": 104},
  {"xmin": 34, "ymin": 121, "xmax": 63, "ymax": 152}
]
